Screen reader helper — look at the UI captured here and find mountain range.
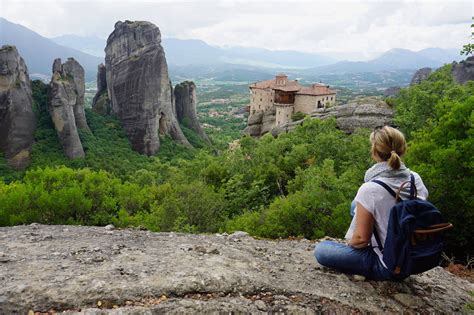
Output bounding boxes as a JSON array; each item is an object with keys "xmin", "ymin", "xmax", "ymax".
[
  {"xmin": 0, "ymin": 17, "xmax": 463, "ymax": 82},
  {"xmin": 0, "ymin": 18, "xmax": 102, "ymax": 81}
]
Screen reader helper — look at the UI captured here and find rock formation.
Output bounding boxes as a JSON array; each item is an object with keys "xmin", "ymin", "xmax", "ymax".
[
  {"xmin": 273, "ymin": 97, "xmax": 393, "ymax": 136},
  {"xmin": 0, "ymin": 224, "xmax": 472, "ymax": 313},
  {"xmin": 104, "ymin": 20, "xmax": 189, "ymax": 155},
  {"xmin": 244, "ymin": 109, "xmax": 276, "ymax": 137},
  {"xmin": 49, "ymin": 58, "xmax": 89, "ymax": 159},
  {"xmin": 0, "ymin": 45, "xmax": 36, "ymax": 169},
  {"xmin": 174, "ymin": 81, "xmax": 209, "ymax": 142},
  {"xmin": 383, "ymin": 86, "xmax": 401, "ymax": 97},
  {"xmin": 91, "ymin": 63, "xmax": 111, "ymax": 116},
  {"xmin": 410, "ymin": 67, "xmax": 432, "ymax": 85},
  {"xmin": 452, "ymin": 56, "xmax": 474, "ymax": 84}
]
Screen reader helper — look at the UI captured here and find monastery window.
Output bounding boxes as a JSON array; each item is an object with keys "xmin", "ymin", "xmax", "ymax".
[{"xmin": 326, "ymin": 96, "xmax": 328, "ymax": 100}]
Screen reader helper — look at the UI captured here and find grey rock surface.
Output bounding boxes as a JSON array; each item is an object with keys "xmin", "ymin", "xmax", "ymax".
[
  {"xmin": 0, "ymin": 224, "xmax": 472, "ymax": 314},
  {"xmin": 410, "ymin": 67, "xmax": 432, "ymax": 85},
  {"xmin": 92, "ymin": 64, "xmax": 111, "ymax": 116},
  {"xmin": 174, "ymin": 81, "xmax": 209, "ymax": 142},
  {"xmin": 260, "ymin": 109, "xmax": 276, "ymax": 135},
  {"xmin": 105, "ymin": 20, "xmax": 189, "ymax": 155},
  {"xmin": 452, "ymin": 56, "xmax": 474, "ymax": 84},
  {"xmin": 0, "ymin": 45, "xmax": 36, "ymax": 169},
  {"xmin": 49, "ymin": 58, "xmax": 89, "ymax": 159},
  {"xmin": 244, "ymin": 109, "xmax": 276, "ymax": 137},
  {"xmin": 273, "ymin": 98, "xmax": 393, "ymax": 135},
  {"xmin": 383, "ymin": 86, "xmax": 401, "ymax": 97}
]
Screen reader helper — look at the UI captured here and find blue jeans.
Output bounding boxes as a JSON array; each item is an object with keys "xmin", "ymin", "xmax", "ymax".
[{"xmin": 314, "ymin": 241, "xmax": 393, "ymax": 280}]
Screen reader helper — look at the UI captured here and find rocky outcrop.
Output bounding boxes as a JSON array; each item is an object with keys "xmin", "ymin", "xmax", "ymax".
[
  {"xmin": 244, "ymin": 109, "xmax": 276, "ymax": 137},
  {"xmin": 49, "ymin": 58, "xmax": 89, "ymax": 159},
  {"xmin": 410, "ymin": 67, "xmax": 432, "ymax": 85},
  {"xmin": 0, "ymin": 224, "xmax": 472, "ymax": 314},
  {"xmin": 273, "ymin": 98, "xmax": 393, "ymax": 136},
  {"xmin": 0, "ymin": 45, "xmax": 36, "ymax": 169},
  {"xmin": 383, "ymin": 86, "xmax": 401, "ymax": 97},
  {"xmin": 105, "ymin": 20, "xmax": 189, "ymax": 155},
  {"xmin": 452, "ymin": 56, "xmax": 474, "ymax": 84},
  {"xmin": 174, "ymin": 81, "xmax": 209, "ymax": 142},
  {"xmin": 91, "ymin": 64, "xmax": 111, "ymax": 116}
]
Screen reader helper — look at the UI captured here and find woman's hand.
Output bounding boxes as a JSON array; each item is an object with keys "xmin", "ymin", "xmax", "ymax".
[{"xmin": 349, "ymin": 202, "xmax": 374, "ymax": 249}]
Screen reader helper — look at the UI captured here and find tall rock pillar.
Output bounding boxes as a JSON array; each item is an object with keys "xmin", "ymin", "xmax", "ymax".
[
  {"xmin": 174, "ymin": 81, "xmax": 209, "ymax": 142},
  {"xmin": 0, "ymin": 45, "xmax": 36, "ymax": 169},
  {"xmin": 49, "ymin": 58, "xmax": 88, "ymax": 159},
  {"xmin": 104, "ymin": 20, "xmax": 190, "ymax": 156}
]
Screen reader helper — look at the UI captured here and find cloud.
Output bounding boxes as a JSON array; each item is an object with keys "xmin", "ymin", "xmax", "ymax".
[{"xmin": 1, "ymin": 0, "xmax": 472, "ymax": 56}]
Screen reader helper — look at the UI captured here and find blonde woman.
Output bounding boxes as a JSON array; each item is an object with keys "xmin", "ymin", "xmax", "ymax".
[{"xmin": 314, "ymin": 126, "xmax": 428, "ymax": 280}]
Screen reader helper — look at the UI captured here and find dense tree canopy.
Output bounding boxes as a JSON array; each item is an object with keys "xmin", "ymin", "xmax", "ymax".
[{"xmin": 0, "ymin": 67, "xmax": 473, "ymax": 261}]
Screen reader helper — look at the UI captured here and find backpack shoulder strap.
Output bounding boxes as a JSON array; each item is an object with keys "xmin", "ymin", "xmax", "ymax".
[
  {"xmin": 373, "ymin": 225, "xmax": 384, "ymax": 252},
  {"xmin": 409, "ymin": 173, "xmax": 415, "ymax": 199},
  {"xmin": 370, "ymin": 178, "xmax": 394, "ymax": 253},
  {"xmin": 372, "ymin": 179, "xmax": 397, "ymax": 199}
]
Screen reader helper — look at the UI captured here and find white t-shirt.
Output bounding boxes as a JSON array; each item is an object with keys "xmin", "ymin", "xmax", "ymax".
[{"xmin": 345, "ymin": 172, "xmax": 428, "ymax": 267}]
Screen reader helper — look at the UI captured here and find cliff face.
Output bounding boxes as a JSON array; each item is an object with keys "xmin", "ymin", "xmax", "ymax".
[
  {"xmin": 104, "ymin": 20, "xmax": 189, "ymax": 155},
  {"xmin": 272, "ymin": 98, "xmax": 393, "ymax": 136},
  {"xmin": 49, "ymin": 58, "xmax": 89, "ymax": 159},
  {"xmin": 452, "ymin": 56, "xmax": 474, "ymax": 84},
  {"xmin": 0, "ymin": 224, "xmax": 472, "ymax": 314},
  {"xmin": 0, "ymin": 45, "xmax": 36, "ymax": 169},
  {"xmin": 174, "ymin": 81, "xmax": 209, "ymax": 142},
  {"xmin": 410, "ymin": 67, "xmax": 432, "ymax": 85},
  {"xmin": 91, "ymin": 64, "xmax": 111, "ymax": 116},
  {"xmin": 244, "ymin": 109, "xmax": 276, "ymax": 137}
]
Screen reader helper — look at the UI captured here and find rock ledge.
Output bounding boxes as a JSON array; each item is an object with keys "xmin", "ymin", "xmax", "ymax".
[{"xmin": 0, "ymin": 225, "xmax": 472, "ymax": 314}]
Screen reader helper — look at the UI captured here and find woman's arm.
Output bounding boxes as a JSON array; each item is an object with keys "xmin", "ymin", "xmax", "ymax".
[{"xmin": 349, "ymin": 202, "xmax": 374, "ymax": 248}]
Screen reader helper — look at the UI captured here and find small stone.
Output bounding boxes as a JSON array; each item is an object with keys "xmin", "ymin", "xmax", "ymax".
[
  {"xmin": 255, "ymin": 300, "xmax": 267, "ymax": 310},
  {"xmin": 394, "ymin": 293, "xmax": 423, "ymax": 308},
  {"xmin": 104, "ymin": 224, "xmax": 115, "ymax": 230},
  {"xmin": 229, "ymin": 231, "xmax": 249, "ymax": 239},
  {"xmin": 353, "ymin": 275, "xmax": 366, "ymax": 281}
]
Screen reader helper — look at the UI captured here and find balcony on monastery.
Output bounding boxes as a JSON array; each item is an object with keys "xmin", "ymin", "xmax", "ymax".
[{"xmin": 274, "ymin": 90, "xmax": 295, "ymax": 105}]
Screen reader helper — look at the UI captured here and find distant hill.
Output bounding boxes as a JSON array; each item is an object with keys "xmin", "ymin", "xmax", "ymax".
[
  {"xmin": 2, "ymin": 17, "xmax": 463, "ymax": 80},
  {"xmin": 51, "ymin": 34, "xmax": 106, "ymax": 58},
  {"xmin": 0, "ymin": 17, "xmax": 103, "ymax": 81},
  {"xmin": 49, "ymin": 35, "xmax": 337, "ymax": 69},
  {"xmin": 305, "ymin": 48, "xmax": 463, "ymax": 75}
]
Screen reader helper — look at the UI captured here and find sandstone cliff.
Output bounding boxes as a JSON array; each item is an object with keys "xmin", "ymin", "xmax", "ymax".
[
  {"xmin": 174, "ymin": 81, "xmax": 209, "ymax": 142},
  {"xmin": 0, "ymin": 224, "xmax": 472, "ymax": 314},
  {"xmin": 244, "ymin": 109, "xmax": 276, "ymax": 137},
  {"xmin": 0, "ymin": 45, "xmax": 36, "ymax": 169},
  {"xmin": 272, "ymin": 98, "xmax": 393, "ymax": 136},
  {"xmin": 49, "ymin": 58, "xmax": 89, "ymax": 159},
  {"xmin": 105, "ymin": 20, "xmax": 189, "ymax": 155},
  {"xmin": 91, "ymin": 63, "xmax": 111, "ymax": 116},
  {"xmin": 410, "ymin": 67, "xmax": 432, "ymax": 85},
  {"xmin": 452, "ymin": 56, "xmax": 474, "ymax": 84}
]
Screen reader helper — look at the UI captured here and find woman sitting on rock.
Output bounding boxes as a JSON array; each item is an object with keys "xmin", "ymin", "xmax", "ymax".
[{"xmin": 314, "ymin": 126, "xmax": 428, "ymax": 280}]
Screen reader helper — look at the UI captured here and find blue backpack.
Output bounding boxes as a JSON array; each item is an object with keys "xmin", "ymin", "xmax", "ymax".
[{"xmin": 372, "ymin": 174, "xmax": 453, "ymax": 280}]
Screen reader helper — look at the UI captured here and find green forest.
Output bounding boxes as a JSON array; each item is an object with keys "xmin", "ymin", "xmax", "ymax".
[{"xmin": 0, "ymin": 64, "xmax": 473, "ymax": 261}]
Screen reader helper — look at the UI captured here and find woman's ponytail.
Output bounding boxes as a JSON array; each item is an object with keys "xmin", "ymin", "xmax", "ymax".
[
  {"xmin": 387, "ymin": 150, "xmax": 401, "ymax": 170},
  {"xmin": 370, "ymin": 126, "xmax": 407, "ymax": 169}
]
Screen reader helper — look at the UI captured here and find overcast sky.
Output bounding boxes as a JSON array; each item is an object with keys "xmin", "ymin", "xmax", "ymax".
[{"xmin": 1, "ymin": 0, "xmax": 472, "ymax": 58}]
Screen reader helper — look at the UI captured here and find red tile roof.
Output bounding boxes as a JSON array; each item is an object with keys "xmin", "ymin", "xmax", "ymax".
[{"xmin": 249, "ymin": 76, "xmax": 335, "ymax": 96}]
